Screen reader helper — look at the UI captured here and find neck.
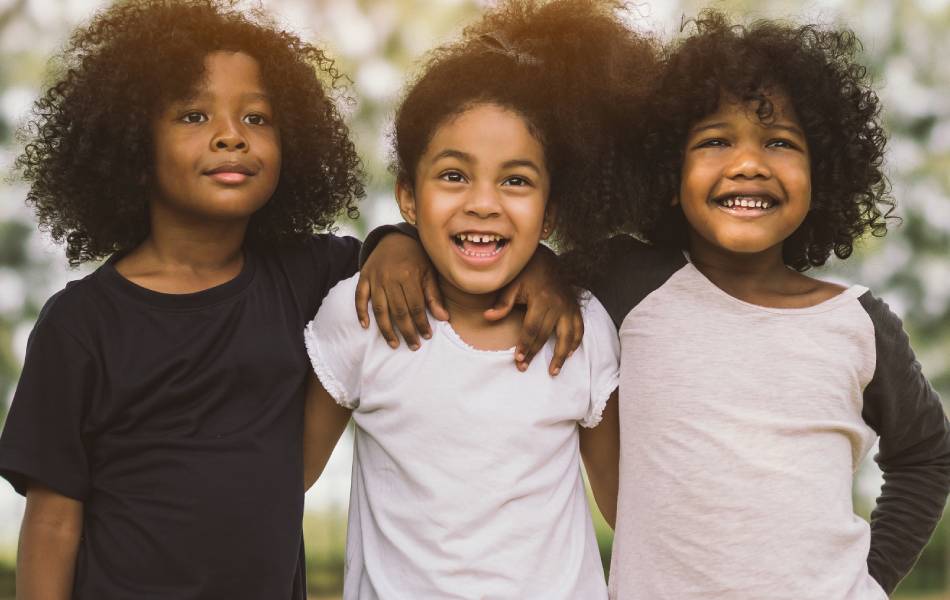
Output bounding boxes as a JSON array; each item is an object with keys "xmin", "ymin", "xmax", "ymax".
[
  {"xmin": 439, "ymin": 278, "xmax": 501, "ymax": 323},
  {"xmin": 687, "ymin": 233, "xmax": 790, "ymax": 291},
  {"xmin": 134, "ymin": 201, "xmax": 249, "ymax": 270}
]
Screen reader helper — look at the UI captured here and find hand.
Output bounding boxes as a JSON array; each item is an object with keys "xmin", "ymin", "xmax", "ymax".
[
  {"xmin": 356, "ymin": 232, "xmax": 449, "ymax": 350},
  {"xmin": 484, "ymin": 246, "xmax": 583, "ymax": 375}
]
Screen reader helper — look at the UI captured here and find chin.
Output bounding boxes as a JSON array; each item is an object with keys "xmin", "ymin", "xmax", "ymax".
[{"xmin": 443, "ymin": 268, "xmax": 514, "ymax": 296}]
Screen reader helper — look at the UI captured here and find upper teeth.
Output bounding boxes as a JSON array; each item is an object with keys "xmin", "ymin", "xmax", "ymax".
[
  {"xmin": 456, "ymin": 233, "xmax": 503, "ymax": 243},
  {"xmin": 722, "ymin": 196, "xmax": 774, "ymax": 209}
]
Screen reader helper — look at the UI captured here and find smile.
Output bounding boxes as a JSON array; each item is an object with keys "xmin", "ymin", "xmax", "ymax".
[
  {"xmin": 713, "ymin": 194, "xmax": 778, "ymax": 214},
  {"xmin": 451, "ymin": 232, "xmax": 509, "ymax": 257}
]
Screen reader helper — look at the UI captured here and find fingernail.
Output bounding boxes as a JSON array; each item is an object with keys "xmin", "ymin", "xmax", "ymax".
[
  {"xmin": 552, "ymin": 367, "xmax": 560, "ymax": 375},
  {"xmin": 409, "ymin": 343, "xmax": 419, "ymax": 351},
  {"xmin": 516, "ymin": 353, "xmax": 525, "ymax": 362},
  {"xmin": 389, "ymin": 341, "xmax": 399, "ymax": 349},
  {"xmin": 360, "ymin": 320, "xmax": 368, "ymax": 328},
  {"xmin": 422, "ymin": 332, "xmax": 431, "ymax": 339}
]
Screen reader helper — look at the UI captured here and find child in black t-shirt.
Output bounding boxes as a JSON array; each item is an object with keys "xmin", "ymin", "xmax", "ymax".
[
  {"xmin": 0, "ymin": 2, "xmax": 363, "ymax": 597},
  {"xmin": 0, "ymin": 2, "xmax": 578, "ymax": 596}
]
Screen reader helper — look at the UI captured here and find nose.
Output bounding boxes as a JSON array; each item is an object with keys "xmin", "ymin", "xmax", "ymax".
[
  {"xmin": 211, "ymin": 118, "xmax": 247, "ymax": 151},
  {"xmin": 463, "ymin": 182, "xmax": 502, "ymax": 218},
  {"xmin": 725, "ymin": 143, "xmax": 771, "ymax": 180}
]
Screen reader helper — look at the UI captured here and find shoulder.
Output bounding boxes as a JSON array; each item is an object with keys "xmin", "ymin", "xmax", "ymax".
[
  {"xmin": 272, "ymin": 233, "xmax": 361, "ymax": 275},
  {"xmin": 29, "ymin": 270, "xmax": 106, "ymax": 349},
  {"xmin": 318, "ymin": 272, "xmax": 361, "ymax": 317},
  {"xmin": 855, "ymin": 289, "xmax": 905, "ymax": 342},
  {"xmin": 576, "ymin": 291, "xmax": 621, "ymax": 364},
  {"xmin": 590, "ymin": 234, "xmax": 688, "ymax": 329}
]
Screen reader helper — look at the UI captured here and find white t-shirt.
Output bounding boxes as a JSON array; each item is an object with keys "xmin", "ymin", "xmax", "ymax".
[{"xmin": 305, "ymin": 274, "xmax": 619, "ymax": 600}]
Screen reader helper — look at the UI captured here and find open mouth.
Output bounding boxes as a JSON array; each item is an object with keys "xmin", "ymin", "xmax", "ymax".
[
  {"xmin": 714, "ymin": 195, "xmax": 778, "ymax": 211},
  {"xmin": 451, "ymin": 232, "xmax": 509, "ymax": 257}
]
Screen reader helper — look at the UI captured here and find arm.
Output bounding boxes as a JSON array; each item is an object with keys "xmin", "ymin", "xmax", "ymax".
[
  {"xmin": 357, "ymin": 224, "xmax": 583, "ymax": 374},
  {"xmin": 303, "ymin": 372, "xmax": 352, "ymax": 490},
  {"xmin": 17, "ymin": 482, "xmax": 83, "ymax": 600},
  {"xmin": 579, "ymin": 389, "xmax": 620, "ymax": 528},
  {"xmin": 484, "ymin": 245, "xmax": 583, "ymax": 374},
  {"xmin": 356, "ymin": 228, "xmax": 448, "ymax": 350},
  {"xmin": 859, "ymin": 294, "xmax": 950, "ymax": 594}
]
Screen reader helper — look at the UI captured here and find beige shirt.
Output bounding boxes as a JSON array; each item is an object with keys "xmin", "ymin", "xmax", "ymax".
[{"xmin": 608, "ymin": 262, "xmax": 888, "ymax": 600}]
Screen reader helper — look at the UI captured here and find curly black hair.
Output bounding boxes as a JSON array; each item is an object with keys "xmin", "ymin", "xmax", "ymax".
[
  {"xmin": 392, "ymin": 0, "xmax": 660, "ymax": 286},
  {"xmin": 16, "ymin": 0, "xmax": 363, "ymax": 266},
  {"xmin": 637, "ymin": 10, "xmax": 893, "ymax": 270}
]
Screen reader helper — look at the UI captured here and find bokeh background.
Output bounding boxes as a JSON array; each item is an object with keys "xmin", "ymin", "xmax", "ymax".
[{"xmin": 1, "ymin": 0, "xmax": 948, "ymax": 597}]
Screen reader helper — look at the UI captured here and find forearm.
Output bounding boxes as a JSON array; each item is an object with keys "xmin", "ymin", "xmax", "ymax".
[
  {"xmin": 582, "ymin": 450, "xmax": 618, "ymax": 528},
  {"xmin": 18, "ymin": 485, "xmax": 83, "ymax": 600},
  {"xmin": 868, "ymin": 444, "xmax": 950, "ymax": 593}
]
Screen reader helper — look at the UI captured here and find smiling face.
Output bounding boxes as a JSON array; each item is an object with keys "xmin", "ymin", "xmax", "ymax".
[
  {"xmin": 151, "ymin": 51, "xmax": 280, "ymax": 224},
  {"xmin": 397, "ymin": 103, "xmax": 553, "ymax": 298},
  {"xmin": 678, "ymin": 91, "xmax": 811, "ymax": 259}
]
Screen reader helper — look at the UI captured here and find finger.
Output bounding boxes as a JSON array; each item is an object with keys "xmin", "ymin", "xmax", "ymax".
[
  {"xmin": 548, "ymin": 315, "xmax": 574, "ymax": 376},
  {"xmin": 514, "ymin": 305, "xmax": 550, "ymax": 370},
  {"xmin": 400, "ymin": 280, "xmax": 433, "ymax": 340},
  {"xmin": 521, "ymin": 308, "xmax": 558, "ymax": 371},
  {"xmin": 354, "ymin": 273, "xmax": 372, "ymax": 329},
  {"xmin": 385, "ymin": 281, "xmax": 420, "ymax": 350},
  {"xmin": 568, "ymin": 309, "xmax": 585, "ymax": 357},
  {"xmin": 423, "ymin": 271, "xmax": 450, "ymax": 322},
  {"xmin": 370, "ymin": 286, "xmax": 400, "ymax": 349},
  {"xmin": 483, "ymin": 284, "xmax": 519, "ymax": 322}
]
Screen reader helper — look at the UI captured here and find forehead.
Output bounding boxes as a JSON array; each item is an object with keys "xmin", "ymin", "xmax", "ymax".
[
  {"xmin": 426, "ymin": 103, "xmax": 544, "ymax": 160},
  {"xmin": 698, "ymin": 90, "xmax": 802, "ymax": 129},
  {"xmin": 187, "ymin": 51, "xmax": 267, "ymax": 98}
]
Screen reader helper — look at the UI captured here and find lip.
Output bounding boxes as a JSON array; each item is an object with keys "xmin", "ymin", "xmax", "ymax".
[
  {"xmin": 450, "ymin": 234, "xmax": 509, "ymax": 267},
  {"xmin": 204, "ymin": 162, "xmax": 257, "ymax": 184}
]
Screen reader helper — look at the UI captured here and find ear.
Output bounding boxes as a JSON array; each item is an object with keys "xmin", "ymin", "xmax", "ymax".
[
  {"xmin": 395, "ymin": 180, "xmax": 417, "ymax": 226},
  {"xmin": 540, "ymin": 206, "xmax": 557, "ymax": 240}
]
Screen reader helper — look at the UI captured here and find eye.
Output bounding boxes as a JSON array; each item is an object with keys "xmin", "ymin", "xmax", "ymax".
[
  {"xmin": 180, "ymin": 111, "xmax": 207, "ymax": 124},
  {"xmin": 696, "ymin": 138, "xmax": 728, "ymax": 149},
  {"xmin": 501, "ymin": 176, "xmax": 531, "ymax": 187},
  {"xmin": 244, "ymin": 113, "xmax": 268, "ymax": 126},
  {"xmin": 439, "ymin": 170, "xmax": 467, "ymax": 184},
  {"xmin": 767, "ymin": 138, "xmax": 798, "ymax": 150}
]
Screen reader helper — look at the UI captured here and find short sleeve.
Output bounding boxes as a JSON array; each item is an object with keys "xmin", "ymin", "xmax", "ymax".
[
  {"xmin": 303, "ymin": 273, "xmax": 375, "ymax": 410},
  {"xmin": 0, "ymin": 315, "xmax": 93, "ymax": 499},
  {"xmin": 577, "ymin": 292, "xmax": 621, "ymax": 428}
]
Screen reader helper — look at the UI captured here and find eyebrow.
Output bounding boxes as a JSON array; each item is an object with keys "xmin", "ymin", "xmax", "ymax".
[
  {"xmin": 431, "ymin": 150, "xmax": 542, "ymax": 173},
  {"xmin": 689, "ymin": 120, "xmax": 805, "ymax": 137},
  {"xmin": 182, "ymin": 91, "xmax": 272, "ymax": 104}
]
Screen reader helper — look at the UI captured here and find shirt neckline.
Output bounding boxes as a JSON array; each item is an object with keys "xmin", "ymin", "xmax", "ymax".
[
  {"xmin": 436, "ymin": 319, "xmax": 517, "ymax": 355},
  {"xmin": 98, "ymin": 250, "xmax": 257, "ymax": 310},
  {"xmin": 683, "ymin": 257, "xmax": 866, "ymax": 315}
]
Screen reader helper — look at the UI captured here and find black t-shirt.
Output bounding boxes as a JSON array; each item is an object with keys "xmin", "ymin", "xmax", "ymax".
[{"xmin": 0, "ymin": 234, "xmax": 359, "ymax": 599}]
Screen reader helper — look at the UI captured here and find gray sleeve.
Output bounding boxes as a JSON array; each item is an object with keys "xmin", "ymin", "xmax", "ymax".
[
  {"xmin": 858, "ymin": 291, "xmax": 950, "ymax": 595},
  {"xmin": 589, "ymin": 235, "xmax": 687, "ymax": 329}
]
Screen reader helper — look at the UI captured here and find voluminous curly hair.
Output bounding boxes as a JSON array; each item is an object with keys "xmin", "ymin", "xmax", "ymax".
[
  {"xmin": 16, "ymin": 0, "xmax": 363, "ymax": 266},
  {"xmin": 392, "ymin": 0, "xmax": 660, "ymax": 287},
  {"xmin": 638, "ymin": 10, "xmax": 893, "ymax": 270}
]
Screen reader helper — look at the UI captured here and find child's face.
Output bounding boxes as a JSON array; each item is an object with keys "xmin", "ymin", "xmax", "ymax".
[
  {"xmin": 151, "ymin": 51, "xmax": 280, "ymax": 224},
  {"xmin": 678, "ymin": 92, "xmax": 811, "ymax": 258},
  {"xmin": 397, "ymin": 103, "xmax": 552, "ymax": 297}
]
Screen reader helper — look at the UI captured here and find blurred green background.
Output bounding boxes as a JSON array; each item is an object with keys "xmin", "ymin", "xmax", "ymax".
[{"xmin": 0, "ymin": 0, "xmax": 948, "ymax": 597}]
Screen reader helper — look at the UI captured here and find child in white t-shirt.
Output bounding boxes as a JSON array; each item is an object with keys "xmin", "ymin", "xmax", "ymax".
[{"xmin": 299, "ymin": 1, "xmax": 658, "ymax": 597}]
